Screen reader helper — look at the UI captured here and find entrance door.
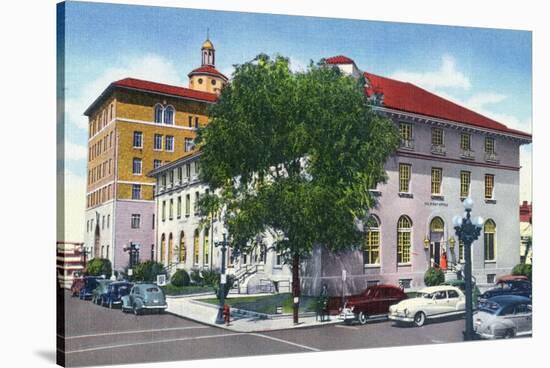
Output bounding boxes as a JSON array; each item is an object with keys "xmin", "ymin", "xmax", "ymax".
[{"xmin": 431, "ymin": 242, "xmax": 441, "ymax": 267}]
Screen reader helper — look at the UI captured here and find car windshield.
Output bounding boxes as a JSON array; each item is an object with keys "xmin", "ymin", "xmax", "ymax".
[
  {"xmin": 478, "ymin": 300, "xmax": 500, "ymax": 314},
  {"xmin": 146, "ymin": 287, "xmax": 160, "ymax": 293},
  {"xmin": 418, "ymin": 292, "xmax": 433, "ymax": 299}
]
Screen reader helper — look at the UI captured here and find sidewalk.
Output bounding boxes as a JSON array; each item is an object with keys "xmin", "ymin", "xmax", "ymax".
[{"xmin": 166, "ymin": 293, "xmax": 341, "ymax": 332}]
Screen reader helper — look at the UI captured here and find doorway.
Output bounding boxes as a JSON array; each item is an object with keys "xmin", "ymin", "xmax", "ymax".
[{"xmin": 429, "ymin": 217, "xmax": 444, "ymax": 267}]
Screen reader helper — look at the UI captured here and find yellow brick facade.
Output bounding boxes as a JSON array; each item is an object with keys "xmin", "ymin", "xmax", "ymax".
[{"xmin": 86, "ymin": 88, "xmax": 210, "ymax": 207}]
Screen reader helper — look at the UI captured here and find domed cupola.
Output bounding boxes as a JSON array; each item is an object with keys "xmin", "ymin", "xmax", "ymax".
[{"xmin": 189, "ymin": 37, "xmax": 228, "ymax": 94}]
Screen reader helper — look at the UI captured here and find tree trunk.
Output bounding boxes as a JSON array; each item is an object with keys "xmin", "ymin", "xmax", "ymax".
[{"xmin": 292, "ymin": 253, "xmax": 300, "ymax": 324}]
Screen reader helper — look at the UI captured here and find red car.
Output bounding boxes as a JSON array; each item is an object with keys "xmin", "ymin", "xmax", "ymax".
[
  {"xmin": 338, "ymin": 284, "xmax": 408, "ymax": 325},
  {"xmin": 70, "ymin": 277, "xmax": 85, "ymax": 297}
]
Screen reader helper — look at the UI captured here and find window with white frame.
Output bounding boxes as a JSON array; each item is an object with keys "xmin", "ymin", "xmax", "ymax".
[
  {"xmin": 184, "ymin": 138, "xmax": 193, "ymax": 152},
  {"xmin": 154, "ymin": 159, "xmax": 162, "ymax": 169},
  {"xmin": 154, "ymin": 104, "xmax": 163, "ymax": 123},
  {"xmin": 165, "ymin": 136, "xmax": 174, "ymax": 152},
  {"xmin": 164, "ymin": 106, "xmax": 174, "ymax": 125},
  {"xmin": 131, "ymin": 214, "xmax": 141, "ymax": 229},
  {"xmin": 154, "ymin": 134, "xmax": 163, "ymax": 150},
  {"xmin": 132, "ymin": 158, "xmax": 142, "ymax": 175},
  {"xmin": 133, "ymin": 131, "xmax": 143, "ymax": 148},
  {"xmin": 132, "ymin": 184, "xmax": 141, "ymax": 200}
]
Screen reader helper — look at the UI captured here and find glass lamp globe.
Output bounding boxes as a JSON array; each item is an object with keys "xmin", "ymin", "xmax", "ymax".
[
  {"xmin": 463, "ymin": 197, "xmax": 474, "ymax": 210},
  {"xmin": 452, "ymin": 215, "xmax": 463, "ymax": 227}
]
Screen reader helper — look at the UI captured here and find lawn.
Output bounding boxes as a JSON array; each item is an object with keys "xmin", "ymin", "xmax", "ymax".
[{"xmin": 200, "ymin": 293, "xmax": 318, "ymax": 314}]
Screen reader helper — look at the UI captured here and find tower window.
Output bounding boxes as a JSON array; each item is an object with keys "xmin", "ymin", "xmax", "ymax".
[
  {"xmin": 198, "ymin": 78, "xmax": 203, "ymax": 84},
  {"xmin": 211, "ymin": 79, "xmax": 217, "ymax": 85}
]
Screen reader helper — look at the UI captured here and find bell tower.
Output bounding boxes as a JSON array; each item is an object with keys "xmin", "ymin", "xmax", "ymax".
[{"xmin": 188, "ymin": 35, "xmax": 228, "ymax": 94}]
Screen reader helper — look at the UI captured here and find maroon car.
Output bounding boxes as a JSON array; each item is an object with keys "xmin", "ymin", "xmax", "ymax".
[
  {"xmin": 70, "ymin": 277, "xmax": 85, "ymax": 297},
  {"xmin": 338, "ymin": 284, "xmax": 408, "ymax": 325}
]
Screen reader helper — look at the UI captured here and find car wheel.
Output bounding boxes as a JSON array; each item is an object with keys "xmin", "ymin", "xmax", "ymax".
[
  {"xmin": 357, "ymin": 312, "xmax": 368, "ymax": 325},
  {"xmin": 344, "ymin": 319, "xmax": 353, "ymax": 325},
  {"xmin": 109, "ymin": 299, "xmax": 113, "ymax": 309},
  {"xmin": 133, "ymin": 304, "xmax": 140, "ymax": 316},
  {"xmin": 414, "ymin": 312, "xmax": 426, "ymax": 327},
  {"xmin": 504, "ymin": 329, "xmax": 515, "ymax": 339}
]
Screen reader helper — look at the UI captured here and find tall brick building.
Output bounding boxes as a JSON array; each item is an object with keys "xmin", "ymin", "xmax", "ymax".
[{"xmin": 83, "ymin": 39, "xmax": 226, "ymax": 270}]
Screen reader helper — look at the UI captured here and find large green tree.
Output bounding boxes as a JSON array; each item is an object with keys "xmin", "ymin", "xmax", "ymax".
[{"xmin": 196, "ymin": 55, "xmax": 399, "ymax": 323}]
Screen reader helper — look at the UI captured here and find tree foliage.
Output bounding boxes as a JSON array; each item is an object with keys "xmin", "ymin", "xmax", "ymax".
[
  {"xmin": 197, "ymin": 54, "xmax": 399, "ymax": 258},
  {"xmin": 85, "ymin": 258, "xmax": 112, "ymax": 279},
  {"xmin": 424, "ymin": 267, "xmax": 445, "ymax": 286},
  {"xmin": 195, "ymin": 55, "xmax": 399, "ymax": 320},
  {"xmin": 132, "ymin": 260, "xmax": 166, "ymax": 282},
  {"xmin": 512, "ymin": 263, "xmax": 532, "ymax": 281}
]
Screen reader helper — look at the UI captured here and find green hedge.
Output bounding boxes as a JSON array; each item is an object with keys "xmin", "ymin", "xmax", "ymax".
[
  {"xmin": 512, "ymin": 263, "xmax": 532, "ymax": 281},
  {"xmin": 424, "ymin": 267, "xmax": 445, "ymax": 287},
  {"xmin": 171, "ymin": 269, "xmax": 190, "ymax": 287},
  {"xmin": 85, "ymin": 258, "xmax": 112, "ymax": 279}
]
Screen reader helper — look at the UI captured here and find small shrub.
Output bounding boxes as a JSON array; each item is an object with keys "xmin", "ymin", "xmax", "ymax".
[
  {"xmin": 512, "ymin": 263, "xmax": 532, "ymax": 281},
  {"xmin": 190, "ymin": 269, "xmax": 204, "ymax": 285},
  {"xmin": 133, "ymin": 260, "xmax": 166, "ymax": 282},
  {"xmin": 85, "ymin": 258, "xmax": 112, "ymax": 279},
  {"xmin": 202, "ymin": 269, "xmax": 220, "ymax": 287},
  {"xmin": 171, "ymin": 269, "xmax": 190, "ymax": 287},
  {"xmin": 424, "ymin": 267, "xmax": 445, "ymax": 287}
]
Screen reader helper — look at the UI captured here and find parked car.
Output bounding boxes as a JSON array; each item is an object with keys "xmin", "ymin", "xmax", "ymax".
[
  {"xmin": 389, "ymin": 285, "xmax": 465, "ymax": 327},
  {"xmin": 121, "ymin": 283, "xmax": 167, "ymax": 315},
  {"xmin": 442, "ymin": 279, "xmax": 481, "ymax": 307},
  {"xmin": 91, "ymin": 280, "xmax": 113, "ymax": 305},
  {"xmin": 474, "ymin": 295, "xmax": 532, "ymax": 339},
  {"xmin": 100, "ymin": 281, "xmax": 133, "ymax": 308},
  {"xmin": 479, "ymin": 279, "xmax": 532, "ymax": 303},
  {"xmin": 70, "ymin": 277, "xmax": 85, "ymax": 297},
  {"xmin": 338, "ymin": 284, "xmax": 408, "ymax": 325},
  {"xmin": 78, "ymin": 276, "xmax": 102, "ymax": 300}
]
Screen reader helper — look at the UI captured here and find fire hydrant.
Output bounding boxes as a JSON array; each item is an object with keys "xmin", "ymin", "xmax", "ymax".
[{"xmin": 223, "ymin": 304, "xmax": 230, "ymax": 325}]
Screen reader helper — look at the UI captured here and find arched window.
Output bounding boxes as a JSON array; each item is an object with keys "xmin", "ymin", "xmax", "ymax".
[
  {"xmin": 193, "ymin": 229, "xmax": 200, "ymax": 265},
  {"xmin": 164, "ymin": 106, "xmax": 174, "ymax": 125},
  {"xmin": 154, "ymin": 104, "xmax": 163, "ymax": 123},
  {"xmin": 160, "ymin": 233, "xmax": 166, "ymax": 264},
  {"xmin": 203, "ymin": 228, "xmax": 210, "ymax": 265},
  {"xmin": 168, "ymin": 233, "xmax": 173, "ymax": 264},
  {"xmin": 430, "ymin": 217, "xmax": 444, "ymax": 233},
  {"xmin": 484, "ymin": 220, "xmax": 496, "ymax": 261},
  {"xmin": 179, "ymin": 231, "xmax": 186, "ymax": 263},
  {"xmin": 364, "ymin": 215, "xmax": 380, "ymax": 265},
  {"xmin": 397, "ymin": 216, "xmax": 412, "ymax": 264}
]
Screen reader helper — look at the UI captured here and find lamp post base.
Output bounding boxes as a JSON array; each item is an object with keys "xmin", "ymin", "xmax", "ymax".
[{"xmin": 215, "ymin": 307, "xmax": 225, "ymax": 324}]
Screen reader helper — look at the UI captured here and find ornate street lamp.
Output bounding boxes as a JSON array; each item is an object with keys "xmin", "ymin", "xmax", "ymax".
[
  {"xmin": 452, "ymin": 197, "xmax": 484, "ymax": 341},
  {"xmin": 214, "ymin": 232, "xmax": 229, "ymax": 324},
  {"xmin": 124, "ymin": 242, "xmax": 141, "ymax": 269}
]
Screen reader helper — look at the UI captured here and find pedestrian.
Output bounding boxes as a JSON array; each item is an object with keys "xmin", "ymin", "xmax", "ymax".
[
  {"xmin": 316, "ymin": 284, "xmax": 329, "ymax": 322},
  {"xmin": 440, "ymin": 251, "xmax": 448, "ymax": 270}
]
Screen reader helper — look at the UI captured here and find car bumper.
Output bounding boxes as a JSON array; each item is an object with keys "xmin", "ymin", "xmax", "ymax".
[
  {"xmin": 142, "ymin": 304, "xmax": 168, "ymax": 309},
  {"xmin": 388, "ymin": 314, "xmax": 414, "ymax": 323},
  {"xmin": 338, "ymin": 311, "xmax": 356, "ymax": 321}
]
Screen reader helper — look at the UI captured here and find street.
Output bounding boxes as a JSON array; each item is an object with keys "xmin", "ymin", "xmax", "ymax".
[{"xmin": 59, "ymin": 290, "xmax": 474, "ymax": 367}]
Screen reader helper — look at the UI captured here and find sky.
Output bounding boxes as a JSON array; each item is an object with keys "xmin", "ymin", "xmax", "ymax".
[{"xmin": 60, "ymin": 1, "xmax": 532, "ymax": 241}]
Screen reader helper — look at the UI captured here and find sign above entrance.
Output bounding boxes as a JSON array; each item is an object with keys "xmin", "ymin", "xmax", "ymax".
[{"xmin": 424, "ymin": 201, "xmax": 448, "ymax": 207}]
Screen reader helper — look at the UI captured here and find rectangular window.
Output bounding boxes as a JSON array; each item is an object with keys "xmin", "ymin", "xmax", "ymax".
[
  {"xmin": 131, "ymin": 214, "xmax": 141, "ymax": 229},
  {"xmin": 195, "ymin": 117, "xmax": 199, "ymax": 129},
  {"xmin": 152, "ymin": 214, "xmax": 155, "ymax": 229},
  {"xmin": 154, "ymin": 159, "xmax": 162, "ymax": 169},
  {"xmin": 177, "ymin": 196, "xmax": 182, "ymax": 218},
  {"xmin": 132, "ymin": 158, "xmax": 142, "ymax": 175},
  {"xmin": 161, "ymin": 174, "xmax": 166, "ymax": 188},
  {"xmin": 397, "ymin": 230, "xmax": 411, "ymax": 263},
  {"xmin": 194, "ymin": 192, "xmax": 200, "ymax": 214},
  {"xmin": 165, "ymin": 135, "xmax": 174, "ymax": 152},
  {"xmin": 186, "ymin": 164, "xmax": 191, "ymax": 178},
  {"xmin": 154, "ymin": 134, "xmax": 163, "ymax": 150},
  {"xmin": 185, "ymin": 194, "xmax": 190, "ymax": 216},
  {"xmin": 485, "ymin": 137, "xmax": 495, "ymax": 154},
  {"xmin": 132, "ymin": 184, "xmax": 141, "ymax": 200},
  {"xmin": 184, "ymin": 138, "xmax": 193, "ymax": 152},
  {"xmin": 399, "ymin": 122, "xmax": 413, "ymax": 149},
  {"xmin": 203, "ymin": 232, "xmax": 209, "ymax": 265},
  {"xmin": 133, "ymin": 131, "xmax": 143, "ymax": 148},
  {"xmin": 364, "ymin": 229, "xmax": 380, "ymax": 265},
  {"xmin": 460, "ymin": 133, "xmax": 471, "ymax": 151},
  {"xmin": 431, "ymin": 128, "xmax": 443, "ymax": 146},
  {"xmin": 177, "ymin": 167, "xmax": 183, "ymax": 183},
  {"xmin": 102, "ymin": 215, "xmax": 105, "ymax": 229},
  {"xmin": 460, "ymin": 171, "xmax": 471, "ymax": 198},
  {"xmin": 169, "ymin": 171, "xmax": 174, "ymax": 186},
  {"xmin": 188, "ymin": 116, "xmax": 192, "ymax": 127},
  {"xmin": 398, "ymin": 163, "xmax": 411, "ymax": 193},
  {"xmin": 485, "ymin": 174, "xmax": 495, "ymax": 199},
  {"xmin": 194, "ymin": 161, "xmax": 200, "ymax": 175},
  {"xmin": 169, "ymin": 198, "xmax": 174, "ymax": 220},
  {"xmin": 431, "ymin": 168, "xmax": 442, "ymax": 195},
  {"xmin": 162, "ymin": 201, "xmax": 166, "ymax": 221}
]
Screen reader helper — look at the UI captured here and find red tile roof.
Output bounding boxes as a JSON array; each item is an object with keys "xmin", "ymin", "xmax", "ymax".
[
  {"xmin": 364, "ymin": 72, "xmax": 531, "ymax": 138},
  {"xmin": 325, "ymin": 55, "xmax": 355, "ymax": 65},
  {"xmin": 84, "ymin": 78, "xmax": 218, "ymax": 115},
  {"xmin": 188, "ymin": 65, "xmax": 228, "ymax": 80}
]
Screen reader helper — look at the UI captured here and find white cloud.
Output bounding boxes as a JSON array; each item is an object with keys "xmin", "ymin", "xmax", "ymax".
[
  {"xmin": 66, "ymin": 54, "xmax": 184, "ymax": 131},
  {"xmin": 390, "ymin": 54, "xmax": 471, "ymax": 91},
  {"xmin": 520, "ymin": 145, "xmax": 532, "ymax": 203},
  {"xmin": 288, "ymin": 56, "xmax": 308, "ymax": 73},
  {"xmin": 64, "ymin": 141, "xmax": 88, "ymax": 161},
  {"xmin": 59, "ymin": 169, "xmax": 87, "ymax": 242}
]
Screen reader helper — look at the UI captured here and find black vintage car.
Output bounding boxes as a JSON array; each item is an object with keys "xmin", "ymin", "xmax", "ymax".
[
  {"xmin": 100, "ymin": 281, "xmax": 133, "ymax": 308},
  {"xmin": 78, "ymin": 276, "xmax": 102, "ymax": 300},
  {"xmin": 479, "ymin": 280, "xmax": 532, "ymax": 303}
]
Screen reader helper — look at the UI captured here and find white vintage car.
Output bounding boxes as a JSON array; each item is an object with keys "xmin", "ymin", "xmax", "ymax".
[{"xmin": 389, "ymin": 285, "xmax": 465, "ymax": 327}]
